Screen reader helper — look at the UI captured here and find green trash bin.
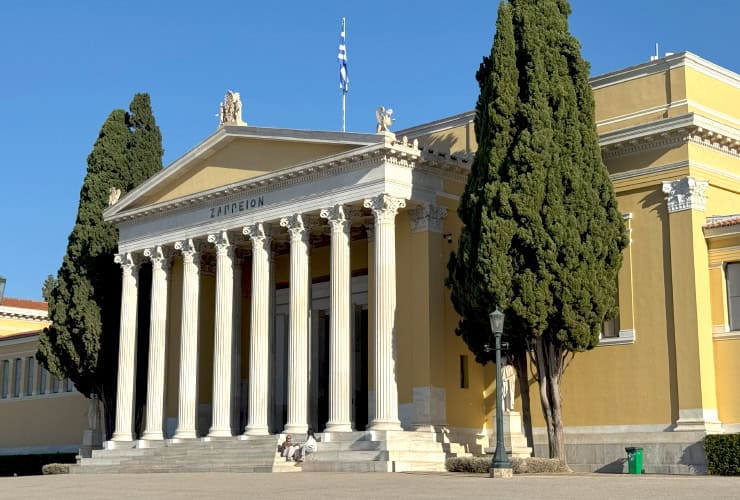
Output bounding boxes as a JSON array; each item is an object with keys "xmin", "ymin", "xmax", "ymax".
[{"xmin": 625, "ymin": 447, "xmax": 643, "ymax": 474}]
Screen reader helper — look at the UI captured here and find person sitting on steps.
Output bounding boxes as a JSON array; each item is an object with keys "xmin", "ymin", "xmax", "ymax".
[
  {"xmin": 278, "ymin": 434, "xmax": 299, "ymax": 461},
  {"xmin": 294, "ymin": 428, "xmax": 318, "ymax": 463}
]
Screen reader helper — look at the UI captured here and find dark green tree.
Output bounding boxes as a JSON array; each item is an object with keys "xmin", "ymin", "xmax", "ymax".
[
  {"xmin": 447, "ymin": 0, "xmax": 627, "ymax": 461},
  {"xmin": 41, "ymin": 275, "xmax": 56, "ymax": 303},
  {"xmin": 37, "ymin": 94, "xmax": 162, "ymax": 438}
]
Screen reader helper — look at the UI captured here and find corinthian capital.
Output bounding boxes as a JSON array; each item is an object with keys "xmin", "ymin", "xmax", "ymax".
[
  {"xmin": 662, "ymin": 177, "xmax": 708, "ymax": 213},
  {"xmin": 243, "ymin": 223, "xmax": 271, "ymax": 250},
  {"xmin": 363, "ymin": 194, "xmax": 406, "ymax": 222},
  {"xmin": 279, "ymin": 214, "xmax": 310, "ymax": 242},
  {"xmin": 174, "ymin": 238, "xmax": 202, "ymax": 265},
  {"xmin": 207, "ymin": 231, "xmax": 233, "ymax": 256},
  {"xmin": 114, "ymin": 252, "xmax": 142, "ymax": 274},
  {"xmin": 320, "ymin": 205, "xmax": 350, "ymax": 234},
  {"xmin": 408, "ymin": 204, "xmax": 448, "ymax": 233},
  {"xmin": 143, "ymin": 245, "xmax": 173, "ymax": 271}
]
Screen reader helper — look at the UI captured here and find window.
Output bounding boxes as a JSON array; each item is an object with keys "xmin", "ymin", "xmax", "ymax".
[
  {"xmin": 13, "ymin": 358, "xmax": 22, "ymax": 397},
  {"xmin": 603, "ymin": 281, "xmax": 620, "ymax": 338},
  {"xmin": 66, "ymin": 379, "xmax": 75, "ymax": 392},
  {"xmin": 51, "ymin": 377, "xmax": 60, "ymax": 394},
  {"xmin": 1, "ymin": 360, "xmax": 8, "ymax": 398},
  {"xmin": 459, "ymin": 355, "xmax": 469, "ymax": 389},
  {"xmin": 26, "ymin": 357, "xmax": 34, "ymax": 395},
  {"xmin": 728, "ymin": 262, "xmax": 740, "ymax": 331},
  {"xmin": 39, "ymin": 369, "xmax": 48, "ymax": 395}
]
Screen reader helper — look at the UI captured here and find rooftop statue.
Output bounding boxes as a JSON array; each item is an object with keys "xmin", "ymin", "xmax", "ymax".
[
  {"xmin": 376, "ymin": 106, "xmax": 394, "ymax": 133},
  {"xmin": 219, "ymin": 90, "xmax": 246, "ymax": 126},
  {"xmin": 108, "ymin": 186, "xmax": 121, "ymax": 207}
]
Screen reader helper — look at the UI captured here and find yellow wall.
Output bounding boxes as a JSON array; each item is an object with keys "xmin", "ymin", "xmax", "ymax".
[{"xmin": 714, "ymin": 339, "xmax": 740, "ymax": 424}]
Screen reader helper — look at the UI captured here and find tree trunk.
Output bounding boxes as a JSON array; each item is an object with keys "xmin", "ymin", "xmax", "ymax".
[
  {"xmin": 547, "ymin": 373, "xmax": 567, "ymax": 461},
  {"xmin": 534, "ymin": 337, "xmax": 556, "ymax": 458},
  {"xmin": 512, "ymin": 346, "xmax": 534, "ymax": 451}
]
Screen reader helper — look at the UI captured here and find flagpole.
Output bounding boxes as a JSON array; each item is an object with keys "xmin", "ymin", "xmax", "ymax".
[{"xmin": 341, "ymin": 17, "xmax": 346, "ymax": 132}]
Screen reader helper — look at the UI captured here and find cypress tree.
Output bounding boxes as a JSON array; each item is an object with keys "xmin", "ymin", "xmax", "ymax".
[
  {"xmin": 37, "ymin": 94, "xmax": 163, "ymax": 438},
  {"xmin": 447, "ymin": 0, "xmax": 627, "ymax": 460}
]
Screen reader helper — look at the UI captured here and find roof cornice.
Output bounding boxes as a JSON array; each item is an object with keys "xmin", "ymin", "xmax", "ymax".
[
  {"xmin": 590, "ymin": 51, "xmax": 740, "ymax": 90},
  {"xmin": 396, "ymin": 111, "xmax": 475, "ymax": 139},
  {"xmin": 600, "ymin": 113, "xmax": 740, "ymax": 160},
  {"xmin": 0, "ymin": 305, "xmax": 48, "ymax": 322}
]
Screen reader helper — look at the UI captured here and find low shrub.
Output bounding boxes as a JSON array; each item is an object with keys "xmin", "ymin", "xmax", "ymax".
[
  {"xmin": 42, "ymin": 463, "xmax": 71, "ymax": 475},
  {"xmin": 445, "ymin": 456, "xmax": 570, "ymax": 474},
  {"xmin": 705, "ymin": 434, "xmax": 740, "ymax": 476},
  {"xmin": 0, "ymin": 453, "xmax": 77, "ymax": 477}
]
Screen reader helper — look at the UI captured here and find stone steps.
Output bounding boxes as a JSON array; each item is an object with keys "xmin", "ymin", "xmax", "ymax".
[{"xmin": 75, "ymin": 431, "xmax": 452, "ymax": 474}]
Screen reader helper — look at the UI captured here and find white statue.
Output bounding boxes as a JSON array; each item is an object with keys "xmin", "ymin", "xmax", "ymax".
[
  {"xmin": 501, "ymin": 357, "xmax": 516, "ymax": 411},
  {"xmin": 220, "ymin": 90, "xmax": 246, "ymax": 126},
  {"xmin": 87, "ymin": 393, "xmax": 101, "ymax": 431},
  {"xmin": 108, "ymin": 186, "xmax": 121, "ymax": 207},
  {"xmin": 375, "ymin": 106, "xmax": 394, "ymax": 133}
]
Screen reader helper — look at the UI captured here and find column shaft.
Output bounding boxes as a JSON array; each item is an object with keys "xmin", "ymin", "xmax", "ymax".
[
  {"xmin": 280, "ymin": 215, "xmax": 310, "ymax": 434},
  {"xmin": 364, "ymin": 194, "xmax": 405, "ymax": 431},
  {"xmin": 231, "ymin": 257, "xmax": 243, "ymax": 434},
  {"xmin": 174, "ymin": 239, "xmax": 201, "ymax": 440},
  {"xmin": 111, "ymin": 252, "xmax": 140, "ymax": 442},
  {"xmin": 208, "ymin": 232, "xmax": 235, "ymax": 437},
  {"xmin": 321, "ymin": 205, "xmax": 353, "ymax": 432},
  {"xmin": 142, "ymin": 246, "xmax": 170, "ymax": 441},
  {"xmin": 244, "ymin": 224, "xmax": 271, "ymax": 435}
]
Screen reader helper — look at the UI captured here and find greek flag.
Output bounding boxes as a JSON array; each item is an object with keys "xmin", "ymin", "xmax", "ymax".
[{"xmin": 338, "ymin": 18, "xmax": 348, "ymax": 93}]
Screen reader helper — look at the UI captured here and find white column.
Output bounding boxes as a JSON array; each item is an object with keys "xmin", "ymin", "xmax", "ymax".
[
  {"xmin": 321, "ymin": 205, "xmax": 353, "ymax": 432},
  {"xmin": 243, "ymin": 223, "xmax": 272, "ymax": 435},
  {"xmin": 364, "ymin": 194, "xmax": 405, "ymax": 431},
  {"xmin": 111, "ymin": 252, "xmax": 140, "ymax": 442},
  {"xmin": 173, "ymin": 239, "xmax": 201, "ymax": 440},
  {"xmin": 280, "ymin": 214, "xmax": 310, "ymax": 434},
  {"xmin": 231, "ymin": 253, "xmax": 243, "ymax": 435},
  {"xmin": 141, "ymin": 246, "xmax": 171, "ymax": 441},
  {"xmin": 207, "ymin": 231, "xmax": 235, "ymax": 437}
]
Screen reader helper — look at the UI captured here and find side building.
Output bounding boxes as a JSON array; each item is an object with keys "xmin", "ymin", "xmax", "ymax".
[
  {"xmin": 91, "ymin": 51, "xmax": 738, "ymax": 474},
  {"xmin": 0, "ymin": 292, "xmax": 88, "ymax": 457}
]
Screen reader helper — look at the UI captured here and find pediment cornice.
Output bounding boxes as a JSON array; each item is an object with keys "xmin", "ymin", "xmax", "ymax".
[{"xmin": 104, "ymin": 139, "xmax": 422, "ymax": 225}]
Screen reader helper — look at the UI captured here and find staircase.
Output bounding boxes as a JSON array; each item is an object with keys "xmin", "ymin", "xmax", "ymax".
[
  {"xmin": 300, "ymin": 430, "xmax": 449, "ymax": 472},
  {"xmin": 73, "ymin": 430, "xmax": 456, "ymax": 474},
  {"xmin": 71, "ymin": 436, "xmax": 281, "ymax": 474}
]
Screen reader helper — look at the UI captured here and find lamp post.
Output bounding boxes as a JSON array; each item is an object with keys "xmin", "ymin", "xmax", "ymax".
[
  {"xmin": 0, "ymin": 275, "xmax": 6, "ymax": 305},
  {"xmin": 489, "ymin": 307, "xmax": 512, "ymax": 477}
]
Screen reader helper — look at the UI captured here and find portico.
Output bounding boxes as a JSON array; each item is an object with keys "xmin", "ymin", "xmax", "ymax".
[{"xmin": 103, "ymin": 123, "xmax": 454, "ymax": 447}]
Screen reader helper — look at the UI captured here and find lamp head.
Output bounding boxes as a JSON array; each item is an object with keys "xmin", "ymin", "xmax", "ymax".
[{"xmin": 489, "ymin": 307, "xmax": 505, "ymax": 335}]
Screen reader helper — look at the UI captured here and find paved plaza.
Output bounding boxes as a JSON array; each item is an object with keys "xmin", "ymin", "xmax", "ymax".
[{"xmin": 2, "ymin": 472, "xmax": 739, "ymax": 499}]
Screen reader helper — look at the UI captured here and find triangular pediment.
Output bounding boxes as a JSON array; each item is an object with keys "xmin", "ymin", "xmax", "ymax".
[{"xmin": 108, "ymin": 126, "xmax": 381, "ymax": 215}]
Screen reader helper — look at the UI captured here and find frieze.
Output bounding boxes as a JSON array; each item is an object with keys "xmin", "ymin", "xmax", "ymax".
[{"xmin": 209, "ymin": 195, "xmax": 265, "ymax": 219}]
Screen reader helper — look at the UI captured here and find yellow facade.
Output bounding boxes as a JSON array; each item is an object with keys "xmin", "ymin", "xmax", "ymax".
[{"xmin": 0, "ymin": 298, "xmax": 87, "ymax": 454}]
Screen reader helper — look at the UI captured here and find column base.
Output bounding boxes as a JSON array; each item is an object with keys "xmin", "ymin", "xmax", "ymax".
[
  {"xmin": 367, "ymin": 419, "xmax": 402, "ymax": 432},
  {"xmin": 136, "ymin": 439, "xmax": 166, "ymax": 449},
  {"xmin": 673, "ymin": 409, "xmax": 723, "ymax": 433},
  {"xmin": 207, "ymin": 428, "xmax": 233, "ymax": 438},
  {"xmin": 244, "ymin": 425, "xmax": 270, "ymax": 436},
  {"xmin": 283, "ymin": 424, "xmax": 308, "ymax": 435},
  {"xmin": 103, "ymin": 440, "xmax": 135, "ymax": 450},
  {"xmin": 139, "ymin": 431, "xmax": 164, "ymax": 442},
  {"xmin": 110, "ymin": 432, "xmax": 133, "ymax": 442},
  {"xmin": 324, "ymin": 422, "xmax": 353, "ymax": 433},
  {"xmin": 172, "ymin": 429, "xmax": 198, "ymax": 440}
]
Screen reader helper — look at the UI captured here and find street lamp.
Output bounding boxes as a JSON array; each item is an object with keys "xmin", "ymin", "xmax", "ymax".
[
  {"xmin": 489, "ymin": 306, "xmax": 512, "ymax": 477},
  {"xmin": 0, "ymin": 275, "xmax": 6, "ymax": 305}
]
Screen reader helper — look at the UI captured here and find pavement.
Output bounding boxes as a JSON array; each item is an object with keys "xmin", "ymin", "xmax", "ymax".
[{"xmin": 2, "ymin": 472, "xmax": 739, "ymax": 499}]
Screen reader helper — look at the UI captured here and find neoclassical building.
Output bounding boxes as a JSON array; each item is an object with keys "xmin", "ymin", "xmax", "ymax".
[
  {"xmin": 89, "ymin": 51, "xmax": 739, "ymax": 473},
  {"xmin": 0, "ymin": 294, "xmax": 87, "ymax": 456}
]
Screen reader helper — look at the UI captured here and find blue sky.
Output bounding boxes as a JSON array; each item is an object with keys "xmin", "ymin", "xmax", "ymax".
[{"xmin": 1, "ymin": 0, "xmax": 739, "ymax": 300}]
